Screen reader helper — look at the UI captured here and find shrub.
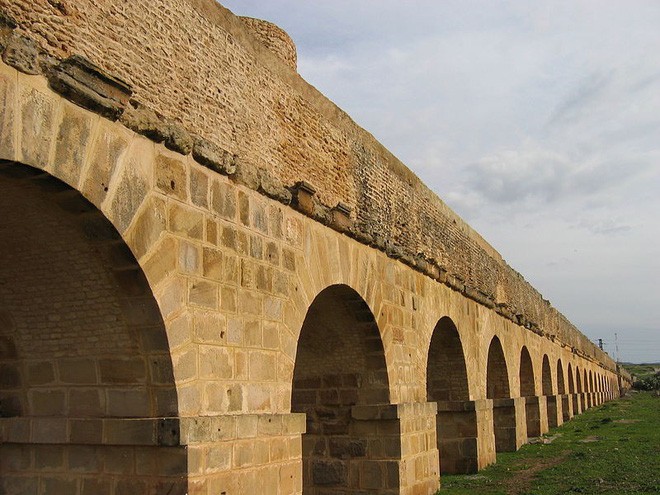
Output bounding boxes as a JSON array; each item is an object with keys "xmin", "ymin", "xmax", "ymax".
[{"xmin": 633, "ymin": 372, "xmax": 660, "ymax": 391}]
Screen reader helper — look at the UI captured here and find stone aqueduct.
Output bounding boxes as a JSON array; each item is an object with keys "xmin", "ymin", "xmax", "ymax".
[{"xmin": 0, "ymin": 1, "xmax": 632, "ymax": 494}]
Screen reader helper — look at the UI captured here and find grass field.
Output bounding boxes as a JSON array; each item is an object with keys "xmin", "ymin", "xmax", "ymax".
[
  {"xmin": 622, "ymin": 363, "xmax": 660, "ymax": 380},
  {"xmin": 437, "ymin": 391, "xmax": 660, "ymax": 495}
]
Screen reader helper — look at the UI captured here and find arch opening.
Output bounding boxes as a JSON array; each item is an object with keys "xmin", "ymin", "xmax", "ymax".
[
  {"xmin": 541, "ymin": 355, "xmax": 553, "ymax": 396},
  {"xmin": 568, "ymin": 363, "xmax": 580, "ymax": 415},
  {"xmin": 556, "ymin": 360, "xmax": 566, "ymax": 395},
  {"xmin": 426, "ymin": 317, "xmax": 475, "ymax": 473},
  {"xmin": 519, "ymin": 347, "xmax": 540, "ymax": 438},
  {"xmin": 557, "ymin": 360, "xmax": 570, "ymax": 421},
  {"xmin": 487, "ymin": 337, "xmax": 517, "ymax": 453},
  {"xmin": 487, "ymin": 337, "xmax": 510, "ymax": 400},
  {"xmin": 541, "ymin": 355, "xmax": 559, "ymax": 427},
  {"xmin": 519, "ymin": 347, "xmax": 535, "ymax": 397},
  {"xmin": 427, "ymin": 317, "xmax": 469, "ymax": 402},
  {"xmin": 0, "ymin": 163, "xmax": 184, "ymax": 493},
  {"xmin": 291, "ymin": 284, "xmax": 390, "ymax": 493}
]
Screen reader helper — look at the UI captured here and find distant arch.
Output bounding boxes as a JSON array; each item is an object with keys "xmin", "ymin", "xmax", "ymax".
[
  {"xmin": 541, "ymin": 355, "xmax": 553, "ymax": 395},
  {"xmin": 576, "ymin": 367, "xmax": 583, "ymax": 392},
  {"xmin": 520, "ymin": 346, "xmax": 540, "ymax": 438},
  {"xmin": 292, "ymin": 284, "xmax": 390, "ymax": 492},
  {"xmin": 487, "ymin": 337, "xmax": 516, "ymax": 453},
  {"xmin": 487, "ymin": 337, "xmax": 510, "ymax": 399},
  {"xmin": 427, "ymin": 317, "xmax": 474, "ymax": 474},
  {"xmin": 557, "ymin": 359, "xmax": 570, "ymax": 421},
  {"xmin": 427, "ymin": 317, "xmax": 470, "ymax": 402},
  {"xmin": 556, "ymin": 359, "xmax": 566, "ymax": 394},
  {"xmin": 542, "ymin": 355, "xmax": 558, "ymax": 427},
  {"xmin": 567, "ymin": 363, "xmax": 575, "ymax": 394},
  {"xmin": 519, "ymin": 347, "xmax": 535, "ymax": 397},
  {"xmin": 584, "ymin": 369, "xmax": 589, "ymax": 392}
]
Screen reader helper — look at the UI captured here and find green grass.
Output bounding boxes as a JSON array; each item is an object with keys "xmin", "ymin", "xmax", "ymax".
[
  {"xmin": 437, "ymin": 392, "xmax": 660, "ymax": 494},
  {"xmin": 622, "ymin": 363, "xmax": 660, "ymax": 380}
]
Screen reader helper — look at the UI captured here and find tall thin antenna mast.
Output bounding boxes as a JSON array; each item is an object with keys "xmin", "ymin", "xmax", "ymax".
[{"xmin": 615, "ymin": 332, "xmax": 619, "ymax": 363}]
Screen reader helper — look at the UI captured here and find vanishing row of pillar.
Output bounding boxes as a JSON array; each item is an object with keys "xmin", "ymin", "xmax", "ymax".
[{"xmin": 292, "ymin": 288, "xmax": 622, "ymax": 493}]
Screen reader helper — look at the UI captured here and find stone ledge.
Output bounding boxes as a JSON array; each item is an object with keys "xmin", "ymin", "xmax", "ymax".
[
  {"xmin": 0, "ymin": 413, "xmax": 306, "ymax": 446},
  {"xmin": 435, "ymin": 399, "xmax": 493, "ymax": 412},
  {"xmin": 492, "ymin": 397, "xmax": 525, "ymax": 408},
  {"xmin": 351, "ymin": 401, "xmax": 437, "ymax": 420}
]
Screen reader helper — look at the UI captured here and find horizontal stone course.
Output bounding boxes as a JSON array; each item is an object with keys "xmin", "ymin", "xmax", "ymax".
[{"xmin": 0, "ymin": 413, "xmax": 305, "ymax": 446}]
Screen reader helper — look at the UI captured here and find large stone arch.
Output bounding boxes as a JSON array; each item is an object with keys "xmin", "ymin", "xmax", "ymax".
[
  {"xmin": 568, "ymin": 363, "xmax": 579, "ymax": 415},
  {"xmin": 576, "ymin": 366, "xmax": 587, "ymax": 411},
  {"xmin": 567, "ymin": 363, "xmax": 575, "ymax": 394},
  {"xmin": 519, "ymin": 346, "xmax": 541, "ymax": 438},
  {"xmin": 541, "ymin": 355, "xmax": 560, "ymax": 427},
  {"xmin": 291, "ymin": 283, "xmax": 393, "ymax": 494},
  {"xmin": 584, "ymin": 369, "xmax": 589, "ymax": 392},
  {"xmin": 556, "ymin": 360, "xmax": 566, "ymax": 395},
  {"xmin": 426, "ymin": 316, "xmax": 475, "ymax": 474},
  {"xmin": 0, "ymin": 162, "xmax": 184, "ymax": 493},
  {"xmin": 541, "ymin": 355, "xmax": 553, "ymax": 396},
  {"xmin": 427, "ymin": 317, "xmax": 470, "ymax": 402},
  {"xmin": 557, "ymin": 359, "xmax": 571, "ymax": 421},
  {"xmin": 576, "ymin": 367, "xmax": 583, "ymax": 393},
  {"xmin": 519, "ymin": 347, "xmax": 536, "ymax": 398},
  {"xmin": 486, "ymin": 336, "xmax": 516, "ymax": 453},
  {"xmin": 487, "ymin": 337, "xmax": 510, "ymax": 400}
]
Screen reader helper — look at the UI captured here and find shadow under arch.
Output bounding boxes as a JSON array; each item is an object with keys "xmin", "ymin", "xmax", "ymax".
[
  {"xmin": 576, "ymin": 366, "xmax": 586, "ymax": 411},
  {"xmin": 426, "ymin": 316, "xmax": 474, "ymax": 473},
  {"xmin": 557, "ymin": 359, "xmax": 570, "ymax": 421},
  {"xmin": 0, "ymin": 162, "xmax": 184, "ymax": 493},
  {"xmin": 487, "ymin": 336, "xmax": 517, "ymax": 453},
  {"xmin": 519, "ymin": 346, "xmax": 541, "ymax": 438},
  {"xmin": 568, "ymin": 363, "xmax": 579, "ymax": 415},
  {"xmin": 291, "ymin": 284, "xmax": 391, "ymax": 493},
  {"xmin": 584, "ymin": 369, "xmax": 591, "ymax": 407},
  {"xmin": 541, "ymin": 355, "xmax": 559, "ymax": 427}
]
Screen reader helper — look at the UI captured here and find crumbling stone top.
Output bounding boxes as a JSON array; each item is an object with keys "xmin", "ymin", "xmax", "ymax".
[{"xmin": 239, "ymin": 16, "xmax": 297, "ymax": 71}]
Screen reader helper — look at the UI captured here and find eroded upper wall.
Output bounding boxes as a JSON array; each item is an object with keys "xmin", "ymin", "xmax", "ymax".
[{"xmin": 0, "ymin": 0, "xmax": 613, "ymax": 369}]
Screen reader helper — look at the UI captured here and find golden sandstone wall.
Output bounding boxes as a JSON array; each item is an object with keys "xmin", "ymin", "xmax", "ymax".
[
  {"xmin": 0, "ymin": 1, "xmax": 627, "ymax": 494},
  {"xmin": 0, "ymin": 0, "xmax": 613, "ymax": 368}
]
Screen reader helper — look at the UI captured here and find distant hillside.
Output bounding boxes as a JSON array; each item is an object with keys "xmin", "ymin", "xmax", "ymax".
[{"xmin": 621, "ymin": 362, "xmax": 660, "ymax": 379}]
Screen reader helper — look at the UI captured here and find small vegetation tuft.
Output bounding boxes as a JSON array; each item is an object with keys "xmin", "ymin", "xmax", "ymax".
[{"xmin": 436, "ymin": 391, "xmax": 660, "ymax": 494}]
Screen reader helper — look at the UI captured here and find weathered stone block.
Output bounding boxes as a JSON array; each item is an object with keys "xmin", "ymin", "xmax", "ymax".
[
  {"xmin": 155, "ymin": 152, "xmax": 187, "ymax": 201},
  {"xmin": 99, "ymin": 358, "xmax": 146, "ymax": 384},
  {"xmin": 0, "ymin": 70, "xmax": 16, "ymax": 160},
  {"xmin": 312, "ymin": 459, "xmax": 347, "ymax": 486},
  {"xmin": 19, "ymin": 85, "xmax": 55, "ymax": 169},
  {"xmin": 189, "ymin": 280, "xmax": 219, "ymax": 309},
  {"xmin": 105, "ymin": 389, "xmax": 150, "ymax": 417},
  {"xmin": 48, "ymin": 55, "xmax": 132, "ymax": 120},
  {"xmin": 2, "ymin": 32, "xmax": 40, "ymax": 75},
  {"xmin": 69, "ymin": 419, "xmax": 103, "ymax": 444},
  {"xmin": 169, "ymin": 203, "xmax": 204, "ymax": 239},
  {"xmin": 52, "ymin": 101, "xmax": 95, "ymax": 187},
  {"xmin": 211, "ymin": 180, "xmax": 237, "ymax": 220},
  {"xmin": 68, "ymin": 389, "xmax": 104, "ymax": 417}
]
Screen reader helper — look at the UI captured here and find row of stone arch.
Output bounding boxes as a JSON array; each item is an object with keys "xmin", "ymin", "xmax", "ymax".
[
  {"xmin": 0, "ymin": 161, "xmax": 620, "ymax": 494},
  {"xmin": 293, "ymin": 285, "xmax": 619, "ymax": 491}
]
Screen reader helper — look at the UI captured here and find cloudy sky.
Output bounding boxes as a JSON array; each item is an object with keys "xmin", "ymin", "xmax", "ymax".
[{"xmin": 222, "ymin": 1, "xmax": 660, "ymax": 363}]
